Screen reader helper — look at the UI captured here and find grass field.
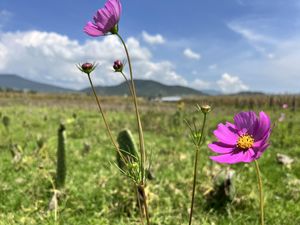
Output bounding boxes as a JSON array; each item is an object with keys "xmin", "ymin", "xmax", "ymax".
[{"xmin": 0, "ymin": 93, "xmax": 299, "ymax": 225}]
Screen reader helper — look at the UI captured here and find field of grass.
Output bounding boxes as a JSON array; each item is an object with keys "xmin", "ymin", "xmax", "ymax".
[{"xmin": 0, "ymin": 93, "xmax": 299, "ymax": 224}]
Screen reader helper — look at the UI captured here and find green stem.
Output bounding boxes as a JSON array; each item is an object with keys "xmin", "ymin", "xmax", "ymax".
[
  {"xmin": 188, "ymin": 113, "xmax": 207, "ymax": 225},
  {"xmin": 254, "ymin": 160, "xmax": 264, "ymax": 225},
  {"xmin": 120, "ymin": 71, "xmax": 135, "ymax": 99},
  {"xmin": 116, "ymin": 33, "xmax": 146, "ymax": 183},
  {"xmin": 87, "ymin": 73, "xmax": 126, "ymax": 163}
]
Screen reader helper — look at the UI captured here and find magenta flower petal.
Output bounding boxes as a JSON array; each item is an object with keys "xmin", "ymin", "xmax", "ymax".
[
  {"xmin": 106, "ymin": 0, "xmax": 122, "ymax": 22},
  {"xmin": 225, "ymin": 122, "xmax": 236, "ymax": 130},
  {"xmin": 211, "ymin": 148, "xmax": 258, "ymax": 164},
  {"xmin": 84, "ymin": 22, "xmax": 105, "ymax": 36},
  {"xmin": 251, "ymin": 143, "xmax": 269, "ymax": 160},
  {"xmin": 254, "ymin": 111, "xmax": 271, "ymax": 140},
  {"xmin": 208, "ymin": 142, "xmax": 235, "ymax": 154},
  {"xmin": 84, "ymin": 0, "xmax": 122, "ymax": 37},
  {"xmin": 213, "ymin": 123, "xmax": 238, "ymax": 145},
  {"xmin": 209, "ymin": 111, "xmax": 271, "ymax": 164},
  {"xmin": 234, "ymin": 111, "xmax": 258, "ymax": 134},
  {"xmin": 210, "ymin": 150, "xmax": 248, "ymax": 164}
]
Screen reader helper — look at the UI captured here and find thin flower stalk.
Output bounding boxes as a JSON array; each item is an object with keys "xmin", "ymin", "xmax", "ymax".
[
  {"xmin": 116, "ymin": 33, "xmax": 146, "ymax": 184},
  {"xmin": 120, "ymin": 71, "xmax": 134, "ymax": 98},
  {"xmin": 188, "ymin": 112, "xmax": 208, "ymax": 225},
  {"xmin": 116, "ymin": 36, "xmax": 150, "ymax": 224},
  {"xmin": 254, "ymin": 160, "xmax": 264, "ymax": 225},
  {"xmin": 86, "ymin": 73, "xmax": 126, "ymax": 163}
]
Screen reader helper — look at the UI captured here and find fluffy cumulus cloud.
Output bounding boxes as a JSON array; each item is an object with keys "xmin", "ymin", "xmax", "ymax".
[
  {"xmin": 0, "ymin": 30, "xmax": 187, "ymax": 89},
  {"xmin": 183, "ymin": 48, "xmax": 201, "ymax": 60},
  {"xmin": 142, "ymin": 31, "xmax": 165, "ymax": 45},
  {"xmin": 190, "ymin": 79, "xmax": 211, "ymax": 90},
  {"xmin": 217, "ymin": 73, "xmax": 249, "ymax": 93}
]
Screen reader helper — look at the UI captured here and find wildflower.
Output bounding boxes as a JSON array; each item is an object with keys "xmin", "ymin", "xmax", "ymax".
[
  {"xmin": 84, "ymin": 0, "xmax": 122, "ymax": 36},
  {"xmin": 77, "ymin": 62, "xmax": 97, "ymax": 75},
  {"xmin": 177, "ymin": 101, "xmax": 185, "ymax": 111},
  {"xmin": 113, "ymin": 60, "xmax": 123, "ymax": 72},
  {"xmin": 282, "ymin": 104, "xmax": 288, "ymax": 109},
  {"xmin": 209, "ymin": 111, "xmax": 271, "ymax": 164}
]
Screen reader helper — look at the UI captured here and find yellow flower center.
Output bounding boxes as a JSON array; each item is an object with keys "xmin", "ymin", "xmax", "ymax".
[{"xmin": 237, "ymin": 134, "xmax": 254, "ymax": 150}]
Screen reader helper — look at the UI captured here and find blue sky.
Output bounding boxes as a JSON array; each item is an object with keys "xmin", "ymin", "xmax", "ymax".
[{"xmin": 0, "ymin": 0, "xmax": 299, "ymax": 93}]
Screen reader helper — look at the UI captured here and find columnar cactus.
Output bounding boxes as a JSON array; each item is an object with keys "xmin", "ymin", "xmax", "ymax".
[
  {"xmin": 56, "ymin": 123, "xmax": 66, "ymax": 189},
  {"xmin": 2, "ymin": 115, "xmax": 10, "ymax": 130},
  {"xmin": 116, "ymin": 129, "xmax": 139, "ymax": 170},
  {"xmin": 292, "ymin": 96, "xmax": 297, "ymax": 112}
]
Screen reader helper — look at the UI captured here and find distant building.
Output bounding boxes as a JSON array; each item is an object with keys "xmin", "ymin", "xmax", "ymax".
[{"xmin": 159, "ymin": 96, "xmax": 182, "ymax": 102}]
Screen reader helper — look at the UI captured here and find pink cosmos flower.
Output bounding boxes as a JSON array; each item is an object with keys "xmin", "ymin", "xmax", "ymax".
[
  {"xmin": 209, "ymin": 111, "xmax": 271, "ymax": 164},
  {"xmin": 84, "ymin": 0, "xmax": 122, "ymax": 37},
  {"xmin": 282, "ymin": 104, "xmax": 288, "ymax": 109}
]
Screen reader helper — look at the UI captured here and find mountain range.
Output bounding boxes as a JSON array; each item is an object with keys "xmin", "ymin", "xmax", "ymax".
[
  {"xmin": 0, "ymin": 74, "xmax": 213, "ymax": 96},
  {"xmin": 81, "ymin": 79, "xmax": 207, "ymax": 97},
  {"xmin": 0, "ymin": 74, "xmax": 74, "ymax": 93}
]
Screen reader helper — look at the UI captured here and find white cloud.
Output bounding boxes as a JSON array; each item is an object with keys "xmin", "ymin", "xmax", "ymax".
[
  {"xmin": 227, "ymin": 20, "xmax": 280, "ymax": 61},
  {"xmin": 227, "ymin": 22, "xmax": 274, "ymax": 43},
  {"xmin": 142, "ymin": 31, "xmax": 165, "ymax": 45},
  {"xmin": 223, "ymin": 18, "xmax": 300, "ymax": 92},
  {"xmin": 217, "ymin": 73, "xmax": 249, "ymax": 93},
  {"xmin": 0, "ymin": 30, "xmax": 187, "ymax": 89},
  {"xmin": 183, "ymin": 48, "xmax": 201, "ymax": 60},
  {"xmin": 190, "ymin": 79, "xmax": 211, "ymax": 90}
]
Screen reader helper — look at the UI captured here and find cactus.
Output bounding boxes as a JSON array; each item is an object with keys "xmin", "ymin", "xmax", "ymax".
[
  {"xmin": 292, "ymin": 96, "xmax": 297, "ymax": 112},
  {"xmin": 2, "ymin": 115, "xmax": 10, "ymax": 130},
  {"xmin": 56, "ymin": 123, "xmax": 66, "ymax": 189},
  {"xmin": 116, "ymin": 129, "xmax": 139, "ymax": 170}
]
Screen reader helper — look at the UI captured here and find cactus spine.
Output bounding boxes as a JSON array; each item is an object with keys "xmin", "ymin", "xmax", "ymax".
[
  {"xmin": 56, "ymin": 123, "xmax": 66, "ymax": 189},
  {"xmin": 116, "ymin": 129, "xmax": 139, "ymax": 169}
]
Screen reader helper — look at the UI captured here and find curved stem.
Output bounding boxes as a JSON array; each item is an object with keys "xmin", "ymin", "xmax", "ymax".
[
  {"xmin": 116, "ymin": 33, "xmax": 146, "ymax": 183},
  {"xmin": 87, "ymin": 74, "xmax": 126, "ymax": 163},
  {"xmin": 254, "ymin": 160, "xmax": 264, "ymax": 225},
  {"xmin": 188, "ymin": 113, "xmax": 207, "ymax": 225},
  {"xmin": 120, "ymin": 71, "xmax": 135, "ymax": 99}
]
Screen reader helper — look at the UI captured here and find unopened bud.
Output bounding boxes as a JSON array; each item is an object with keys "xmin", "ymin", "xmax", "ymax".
[
  {"xmin": 113, "ymin": 60, "xmax": 123, "ymax": 72},
  {"xmin": 199, "ymin": 104, "xmax": 211, "ymax": 114},
  {"xmin": 77, "ymin": 62, "xmax": 97, "ymax": 75}
]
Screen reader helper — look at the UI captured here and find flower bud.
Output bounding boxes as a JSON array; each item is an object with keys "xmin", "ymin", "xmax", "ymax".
[
  {"xmin": 199, "ymin": 104, "xmax": 211, "ymax": 114},
  {"xmin": 77, "ymin": 62, "xmax": 97, "ymax": 75},
  {"xmin": 113, "ymin": 60, "xmax": 123, "ymax": 72}
]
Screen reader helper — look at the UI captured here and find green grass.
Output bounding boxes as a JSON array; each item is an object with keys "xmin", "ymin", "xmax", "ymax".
[{"xmin": 0, "ymin": 101, "xmax": 299, "ymax": 225}]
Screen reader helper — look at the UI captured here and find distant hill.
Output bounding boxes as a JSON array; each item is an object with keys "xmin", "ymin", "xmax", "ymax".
[
  {"xmin": 0, "ymin": 74, "xmax": 74, "ymax": 93},
  {"xmin": 82, "ymin": 79, "xmax": 207, "ymax": 97},
  {"xmin": 0, "ymin": 74, "xmax": 209, "ymax": 96}
]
